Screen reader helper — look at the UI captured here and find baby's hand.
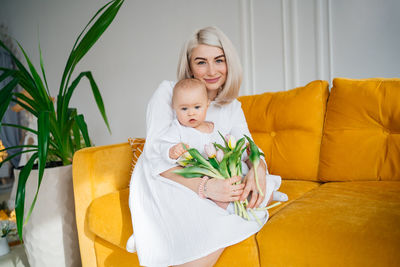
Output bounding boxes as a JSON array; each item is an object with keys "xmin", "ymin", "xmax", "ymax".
[{"xmin": 169, "ymin": 143, "xmax": 188, "ymax": 160}]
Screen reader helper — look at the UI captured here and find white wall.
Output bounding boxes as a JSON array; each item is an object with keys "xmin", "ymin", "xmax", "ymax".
[{"xmin": 1, "ymin": 0, "xmax": 399, "ymax": 146}]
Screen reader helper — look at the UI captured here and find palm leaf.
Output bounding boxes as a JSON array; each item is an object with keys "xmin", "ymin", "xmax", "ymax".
[
  {"xmin": 0, "ymin": 78, "xmax": 19, "ymax": 122},
  {"xmin": 13, "ymin": 92, "xmax": 41, "ymax": 112},
  {"xmin": 16, "ymin": 42, "xmax": 48, "ymax": 105},
  {"xmin": 0, "ymin": 149, "xmax": 38, "ymax": 169},
  {"xmin": 59, "ymin": 0, "xmax": 116, "ymax": 94},
  {"xmin": 15, "ymin": 153, "xmax": 38, "ymax": 240},
  {"xmin": 23, "ymin": 111, "xmax": 50, "ymax": 224},
  {"xmin": 72, "ymin": 120, "xmax": 82, "ymax": 150},
  {"xmin": 0, "ymin": 40, "xmax": 36, "ymax": 89},
  {"xmin": 11, "ymin": 97, "xmax": 38, "ymax": 117},
  {"xmin": 84, "ymin": 71, "xmax": 111, "ymax": 133},
  {"xmin": 38, "ymin": 41, "xmax": 50, "ymax": 94},
  {"xmin": 0, "ymin": 68, "xmax": 16, "ymax": 83},
  {"xmin": 1, "ymin": 0, "xmax": 124, "ymax": 240},
  {"xmin": 0, "ymin": 123, "xmax": 38, "ymax": 134},
  {"xmin": 0, "ymin": 144, "xmax": 37, "ymax": 153},
  {"xmin": 60, "ymin": 0, "xmax": 123, "ymax": 97},
  {"xmin": 60, "ymin": 71, "xmax": 111, "ymax": 133},
  {"xmin": 74, "ymin": 114, "xmax": 91, "ymax": 147},
  {"xmin": 37, "ymin": 111, "xmax": 50, "ymax": 184}
]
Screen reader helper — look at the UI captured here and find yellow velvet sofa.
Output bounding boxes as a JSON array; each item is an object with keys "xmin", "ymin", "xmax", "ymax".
[{"xmin": 72, "ymin": 78, "xmax": 400, "ymax": 267}]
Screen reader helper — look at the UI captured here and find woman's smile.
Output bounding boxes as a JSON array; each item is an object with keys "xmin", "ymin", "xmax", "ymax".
[{"xmin": 204, "ymin": 77, "xmax": 220, "ymax": 84}]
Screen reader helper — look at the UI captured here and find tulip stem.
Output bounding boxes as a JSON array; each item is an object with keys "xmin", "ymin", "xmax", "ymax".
[
  {"xmin": 255, "ymin": 201, "xmax": 282, "ymax": 211},
  {"xmin": 248, "ymin": 209, "xmax": 262, "ymax": 226}
]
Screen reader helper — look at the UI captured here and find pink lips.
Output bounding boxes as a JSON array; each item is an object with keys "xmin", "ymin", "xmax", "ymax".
[{"xmin": 204, "ymin": 77, "xmax": 220, "ymax": 84}]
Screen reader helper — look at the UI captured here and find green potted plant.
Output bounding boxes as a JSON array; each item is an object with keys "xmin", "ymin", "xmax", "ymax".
[{"xmin": 0, "ymin": 0, "xmax": 124, "ymax": 265}]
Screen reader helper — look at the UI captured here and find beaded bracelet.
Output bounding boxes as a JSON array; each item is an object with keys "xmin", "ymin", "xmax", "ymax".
[{"xmin": 198, "ymin": 176, "xmax": 209, "ymax": 199}]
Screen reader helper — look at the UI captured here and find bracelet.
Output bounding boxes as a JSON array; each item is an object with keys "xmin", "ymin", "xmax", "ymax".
[{"xmin": 198, "ymin": 176, "xmax": 209, "ymax": 199}]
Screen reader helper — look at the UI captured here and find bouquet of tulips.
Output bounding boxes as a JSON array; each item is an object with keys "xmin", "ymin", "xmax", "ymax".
[{"xmin": 174, "ymin": 132, "xmax": 272, "ymax": 225}]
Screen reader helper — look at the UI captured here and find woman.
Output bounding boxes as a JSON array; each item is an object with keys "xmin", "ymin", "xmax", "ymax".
[{"xmin": 127, "ymin": 26, "xmax": 281, "ymax": 267}]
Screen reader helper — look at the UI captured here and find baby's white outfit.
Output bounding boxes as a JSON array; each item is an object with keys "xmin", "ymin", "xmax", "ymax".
[
  {"xmin": 159, "ymin": 118, "xmax": 223, "ymax": 166},
  {"xmin": 127, "ymin": 81, "xmax": 282, "ymax": 267}
]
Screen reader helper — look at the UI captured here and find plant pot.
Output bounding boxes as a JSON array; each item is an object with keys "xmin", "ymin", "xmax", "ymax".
[
  {"xmin": 0, "ymin": 237, "xmax": 10, "ymax": 256},
  {"xmin": 14, "ymin": 165, "xmax": 81, "ymax": 267}
]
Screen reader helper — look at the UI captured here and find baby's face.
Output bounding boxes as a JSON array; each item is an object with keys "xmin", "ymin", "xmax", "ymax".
[{"xmin": 173, "ymin": 85, "xmax": 209, "ymax": 128}]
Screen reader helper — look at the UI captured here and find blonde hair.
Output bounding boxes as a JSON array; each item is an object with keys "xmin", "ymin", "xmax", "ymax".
[
  {"xmin": 172, "ymin": 78, "xmax": 207, "ymax": 108},
  {"xmin": 177, "ymin": 26, "xmax": 242, "ymax": 105}
]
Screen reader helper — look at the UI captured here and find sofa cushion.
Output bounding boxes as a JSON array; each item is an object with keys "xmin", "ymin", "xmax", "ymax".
[
  {"xmin": 268, "ymin": 180, "xmax": 321, "ymax": 217},
  {"xmin": 319, "ymin": 78, "xmax": 400, "ymax": 181},
  {"xmin": 239, "ymin": 80, "xmax": 329, "ymax": 181},
  {"xmin": 257, "ymin": 181, "xmax": 400, "ymax": 266}
]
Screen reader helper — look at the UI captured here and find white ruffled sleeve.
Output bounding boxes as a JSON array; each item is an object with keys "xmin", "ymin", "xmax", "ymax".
[
  {"xmin": 143, "ymin": 80, "xmax": 178, "ymax": 175},
  {"xmin": 158, "ymin": 120, "xmax": 182, "ymax": 169}
]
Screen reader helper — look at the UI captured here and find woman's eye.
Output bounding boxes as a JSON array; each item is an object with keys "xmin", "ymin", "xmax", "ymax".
[
  {"xmin": 216, "ymin": 59, "xmax": 225, "ymax": 63},
  {"xmin": 197, "ymin": 61, "xmax": 206, "ymax": 65}
]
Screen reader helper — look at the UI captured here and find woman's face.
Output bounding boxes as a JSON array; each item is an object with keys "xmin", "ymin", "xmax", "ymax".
[{"xmin": 189, "ymin": 44, "xmax": 227, "ymax": 99}]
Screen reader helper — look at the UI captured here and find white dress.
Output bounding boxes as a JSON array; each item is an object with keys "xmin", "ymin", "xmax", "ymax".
[{"xmin": 127, "ymin": 81, "xmax": 281, "ymax": 267}]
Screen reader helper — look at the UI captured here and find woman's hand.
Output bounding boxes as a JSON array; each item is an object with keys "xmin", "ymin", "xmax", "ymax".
[
  {"xmin": 240, "ymin": 161, "xmax": 266, "ymax": 209},
  {"xmin": 206, "ymin": 176, "xmax": 245, "ymax": 202}
]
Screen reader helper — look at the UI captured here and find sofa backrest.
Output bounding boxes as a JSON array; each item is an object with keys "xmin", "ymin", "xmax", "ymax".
[
  {"xmin": 319, "ymin": 78, "xmax": 400, "ymax": 181},
  {"xmin": 239, "ymin": 80, "xmax": 329, "ymax": 181}
]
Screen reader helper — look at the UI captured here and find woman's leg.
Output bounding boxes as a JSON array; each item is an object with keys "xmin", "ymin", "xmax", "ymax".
[{"xmin": 173, "ymin": 248, "xmax": 224, "ymax": 267}]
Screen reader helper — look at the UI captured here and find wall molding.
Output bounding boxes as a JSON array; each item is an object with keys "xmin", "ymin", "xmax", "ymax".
[
  {"xmin": 282, "ymin": 0, "xmax": 300, "ymax": 90},
  {"xmin": 315, "ymin": 0, "xmax": 332, "ymax": 84},
  {"xmin": 245, "ymin": 0, "xmax": 333, "ymax": 92},
  {"xmin": 239, "ymin": 0, "xmax": 255, "ymax": 95},
  {"xmin": 327, "ymin": 0, "xmax": 333, "ymax": 84}
]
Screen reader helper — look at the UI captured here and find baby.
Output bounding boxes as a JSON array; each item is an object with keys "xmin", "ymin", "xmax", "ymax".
[
  {"xmin": 160, "ymin": 78, "xmax": 287, "ymax": 211},
  {"xmin": 167, "ymin": 79, "xmax": 213, "ymax": 159}
]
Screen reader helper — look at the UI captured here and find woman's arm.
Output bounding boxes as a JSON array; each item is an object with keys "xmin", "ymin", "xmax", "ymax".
[{"xmin": 160, "ymin": 167, "xmax": 245, "ymax": 202}]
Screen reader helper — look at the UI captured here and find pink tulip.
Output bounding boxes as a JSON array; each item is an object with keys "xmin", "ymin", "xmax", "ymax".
[
  {"xmin": 216, "ymin": 149, "xmax": 224, "ymax": 162},
  {"xmin": 204, "ymin": 143, "xmax": 216, "ymax": 158}
]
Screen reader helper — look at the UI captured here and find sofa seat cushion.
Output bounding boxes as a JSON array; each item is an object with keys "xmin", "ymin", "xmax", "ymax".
[
  {"xmin": 88, "ymin": 188, "xmax": 132, "ymax": 250},
  {"xmin": 239, "ymin": 80, "xmax": 329, "ymax": 181},
  {"xmin": 268, "ymin": 179, "xmax": 321, "ymax": 217},
  {"xmin": 319, "ymin": 78, "xmax": 400, "ymax": 181},
  {"xmin": 257, "ymin": 181, "xmax": 400, "ymax": 267}
]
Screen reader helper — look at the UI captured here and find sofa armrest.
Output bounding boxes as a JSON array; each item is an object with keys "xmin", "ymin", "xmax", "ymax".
[{"xmin": 72, "ymin": 143, "xmax": 132, "ymax": 267}]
